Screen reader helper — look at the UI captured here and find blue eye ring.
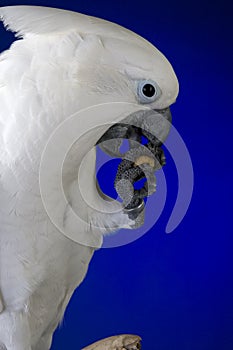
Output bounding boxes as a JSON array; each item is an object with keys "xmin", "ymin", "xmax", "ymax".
[{"xmin": 137, "ymin": 79, "xmax": 161, "ymax": 104}]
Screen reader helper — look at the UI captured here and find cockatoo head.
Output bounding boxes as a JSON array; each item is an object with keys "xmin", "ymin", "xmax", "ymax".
[
  {"xmin": 0, "ymin": 6, "xmax": 179, "ymax": 244},
  {"xmin": 0, "ymin": 5, "xmax": 178, "ymax": 109}
]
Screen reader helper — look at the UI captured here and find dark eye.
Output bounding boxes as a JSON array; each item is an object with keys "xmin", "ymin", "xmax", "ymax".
[
  {"xmin": 142, "ymin": 83, "xmax": 156, "ymax": 97},
  {"xmin": 137, "ymin": 79, "xmax": 161, "ymax": 104}
]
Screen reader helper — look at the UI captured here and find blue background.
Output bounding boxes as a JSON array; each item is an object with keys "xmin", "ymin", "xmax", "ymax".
[{"xmin": 0, "ymin": 0, "xmax": 232, "ymax": 349}]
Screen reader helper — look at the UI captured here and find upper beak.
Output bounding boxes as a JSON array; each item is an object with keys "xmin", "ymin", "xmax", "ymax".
[{"xmin": 154, "ymin": 107, "xmax": 172, "ymax": 123}]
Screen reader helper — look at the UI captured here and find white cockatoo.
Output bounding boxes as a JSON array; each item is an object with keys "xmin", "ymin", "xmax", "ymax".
[{"xmin": 0, "ymin": 6, "xmax": 178, "ymax": 350}]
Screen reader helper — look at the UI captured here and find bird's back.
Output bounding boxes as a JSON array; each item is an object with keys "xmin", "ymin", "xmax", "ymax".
[{"xmin": 0, "ymin": 17, "xmax": 95, "ymax": 350}]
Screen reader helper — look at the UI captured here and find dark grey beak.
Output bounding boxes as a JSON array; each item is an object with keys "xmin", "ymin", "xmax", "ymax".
[
  {"xmin": 96, "ymin": 107, "xmax": 172, "ymax": 226},
  {"xmin": 158, "ymin": 107, "xmax": 172, "ymax": 122}
]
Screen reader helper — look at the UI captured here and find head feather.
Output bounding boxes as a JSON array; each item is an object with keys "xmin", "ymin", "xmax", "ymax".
[{"xmin": 0, "ymin": 5, "xmax": 145, "ymax": 44}]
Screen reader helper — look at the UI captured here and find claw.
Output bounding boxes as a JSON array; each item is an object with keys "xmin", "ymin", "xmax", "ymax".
[
  {"xmin": 96, "ymin": 108, "xmax": 169, "ymax": 224},
  {"xmin": 0, "ymin": 291, "xmax": 4, "ymax": 314}
]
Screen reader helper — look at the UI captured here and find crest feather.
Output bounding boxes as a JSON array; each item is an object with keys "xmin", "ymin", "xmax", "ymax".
[
  {"xmin": 0, "ymin": 5, "xmax": 141, "ymax": 42},
  {"xmin": 0, "ymin": 6, "xmax": 88, "ymax": 37}
]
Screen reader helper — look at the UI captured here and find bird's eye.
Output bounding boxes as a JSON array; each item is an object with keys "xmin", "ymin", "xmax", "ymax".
[{"xmin": 137, "ymin": 80, "xmax": 161, "ymax": 104}]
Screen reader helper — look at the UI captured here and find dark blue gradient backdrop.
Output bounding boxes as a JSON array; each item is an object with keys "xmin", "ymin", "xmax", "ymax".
[{"xmin": 0, "ymin": 1, "xmax": 232, "ymax": 349}]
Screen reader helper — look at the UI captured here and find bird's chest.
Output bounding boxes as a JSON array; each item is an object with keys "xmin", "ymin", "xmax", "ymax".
[{"xmin": 0, "ymin": 218, "xmax": 94, "ymax": 311}]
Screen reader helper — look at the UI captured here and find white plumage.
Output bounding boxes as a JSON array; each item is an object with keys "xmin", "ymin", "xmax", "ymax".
[{"xmin": 0, "ymin": 6, "xmax": 178, "ymax": 350}]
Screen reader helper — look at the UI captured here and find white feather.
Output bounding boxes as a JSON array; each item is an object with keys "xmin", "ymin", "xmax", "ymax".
[
  {"xmin": 0, "ymin": 6, "xmax": 178, "ymax": 349},
  {"xmin": 0, "ymin": 5, "xmax": 144, "ymax": 43}
]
